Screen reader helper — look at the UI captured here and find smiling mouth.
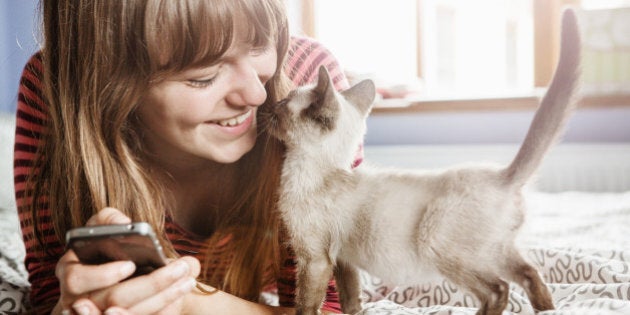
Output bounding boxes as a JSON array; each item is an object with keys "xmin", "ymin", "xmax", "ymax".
[{"xmin": 209, "ymin": 110, "xmax": 253, "ymax": 127}]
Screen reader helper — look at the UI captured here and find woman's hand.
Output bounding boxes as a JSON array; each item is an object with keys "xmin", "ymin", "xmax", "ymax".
[{"xmin": 53, "ymin": 207, "xmax": 200, "ymax": 315}]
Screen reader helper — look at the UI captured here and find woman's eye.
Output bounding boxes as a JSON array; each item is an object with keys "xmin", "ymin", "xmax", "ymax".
[{"xmin": 188, "ymin": 76, "xmax": 217, "ymax": 88}]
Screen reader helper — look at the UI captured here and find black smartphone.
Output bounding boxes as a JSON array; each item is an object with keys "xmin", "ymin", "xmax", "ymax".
[{"xmin": 66, "ymin": 222, "xmax": 168, "ymax": 277}]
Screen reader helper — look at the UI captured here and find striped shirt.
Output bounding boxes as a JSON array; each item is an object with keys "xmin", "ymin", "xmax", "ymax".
[{"xmin": 14, "ymin": 36, "xmax": 350, "ymax": 314}]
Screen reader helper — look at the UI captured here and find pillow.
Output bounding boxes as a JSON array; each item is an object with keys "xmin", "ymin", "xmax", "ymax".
[{"xmin": 0, "ymin": 112, "xmax": 30, "ymax": 313}]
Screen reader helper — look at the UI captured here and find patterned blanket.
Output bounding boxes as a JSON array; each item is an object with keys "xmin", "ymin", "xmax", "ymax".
[
  {"xmin": 0, "ymin": 206, "xmax": 29, "ymax": 314},
  {"xmin": 356, "ymin": 191, "xmax": 630, "ymax": 314},
  {"xmin": 0, "ymin": 190, "xmax": 628, "ymax": 314}
]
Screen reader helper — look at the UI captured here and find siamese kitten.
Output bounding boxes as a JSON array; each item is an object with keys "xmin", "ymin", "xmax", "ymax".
[{"xmin": 263, "ymin": 9, "xmax": 580, "ymax": 315}]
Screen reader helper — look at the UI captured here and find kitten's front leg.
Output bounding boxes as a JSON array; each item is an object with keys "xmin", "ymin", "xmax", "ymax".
[
  {"xmin": 334, "ymin": 260, "xmax": 362, "ymax": 314},
  {"xmin": 296, "ymin": 253, "xmax": 334, "ymax": 315}
]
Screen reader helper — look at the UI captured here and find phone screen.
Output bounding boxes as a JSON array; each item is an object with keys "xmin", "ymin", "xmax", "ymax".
[{"xmin": 67, "ymin": 223, "xmax": 167, "ymax": 276}]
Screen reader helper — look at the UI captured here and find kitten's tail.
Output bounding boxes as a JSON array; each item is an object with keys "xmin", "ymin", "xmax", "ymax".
[{"xmin": 502, "ymin": 8, "xmax": 581, "ymax": 188}]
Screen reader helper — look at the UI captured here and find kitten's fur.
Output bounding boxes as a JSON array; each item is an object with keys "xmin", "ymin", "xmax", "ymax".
[{"xmin": 263, "ymin": 9, "xmax": 580, "ymax": 315}]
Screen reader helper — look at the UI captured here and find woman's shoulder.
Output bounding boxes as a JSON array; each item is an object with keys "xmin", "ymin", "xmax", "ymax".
[
  {"xmin": 20, "ymin": 52, "xmax": 45, "ymax": 96},
  {"xmin": 15, "ymin": 51, "xmax": 48, "ymax": 155},
  {"xmin": 22, "ymin": 51, "xmax": 44, "ymax": 73},
  {"xmin": 17, "ymin": 51, "xmax": 47, "ymax": 120},
  {"xmin": 286, "ymin": 36, "xmax": 349, "ymax": 90}
]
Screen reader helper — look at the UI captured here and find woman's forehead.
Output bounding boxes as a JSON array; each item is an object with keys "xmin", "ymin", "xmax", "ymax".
[{"xmin": 146, "ymin": 0, "xmax": 283, "ymax": 77}]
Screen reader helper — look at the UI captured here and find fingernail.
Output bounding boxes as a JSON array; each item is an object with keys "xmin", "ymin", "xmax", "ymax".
[
  {"xmin": 72, "ymin": 303, "xmax": 90, "ymax": 315},
  {"xmin": 171, "ymin": 261, "xmax": 189, "ymax": 278},
  {"xmin": 120, "ymin": 261, "xmax": 136, "ymax": 275}
]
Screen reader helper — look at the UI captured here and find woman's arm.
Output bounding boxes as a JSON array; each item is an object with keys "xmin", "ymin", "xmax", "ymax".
[
  {"xmin": 14, "ymin": 53, "xmax": 67, "ymax": 314},
  {"xmin": 184, "ymin": 285, "xmax": 343, "ymax": 315},
  {"xmin": 185, "ymin": 287, "xmax": 294, "ymax": 315}
]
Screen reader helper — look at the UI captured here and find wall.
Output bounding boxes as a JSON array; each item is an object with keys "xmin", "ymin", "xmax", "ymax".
[
  {"xmin": 364, "ymin": 143, "xmax": 630, "ymax": 192},
  {"xmin": 2, "ymin": 2, "xmax": 629, "ymax": 146},
  {"xmin": 0, "ymin": 1, "xmax": 39, "ymax": 114},
  {"xmin": 365, "ymin": 106, "xmax": 630, "ymax": 145}
]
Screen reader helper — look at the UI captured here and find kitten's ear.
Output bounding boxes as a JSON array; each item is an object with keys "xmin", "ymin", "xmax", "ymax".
[
  {"xmin": 342, "ymin": 79, "xmax": 376, "ymax": 115},
  {"xmin": 315, "ymin": 66, "xmax": 334, "ymax": 97},
  {"xmin": 303, "ymin": 66, "xmax": 338, "ymax": 131},
  {"xmin": 314, "ymin": 65, "xmax": 338, "ymax": 114}
]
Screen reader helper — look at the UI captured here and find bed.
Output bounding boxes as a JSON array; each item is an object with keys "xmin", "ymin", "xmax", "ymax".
[
  {"xmin": 0, "ymin": 114, "xmax": 30, "ymax": 314},
  {"xmin": 1, "ymin": 114, "xmax": 629, "ymax": 314},
  {"xmin": 356, "ymin": 190, "xmax": 630, "ymax": 314},
  {"xmin": 355, "ymin": 145, "xmax": 630, "ymax": 314}
]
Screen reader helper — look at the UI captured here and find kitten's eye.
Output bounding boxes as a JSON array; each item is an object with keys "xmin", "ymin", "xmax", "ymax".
[{"xmin": 188, "ymin": 75, "xmax": 218, "ymax": 88}]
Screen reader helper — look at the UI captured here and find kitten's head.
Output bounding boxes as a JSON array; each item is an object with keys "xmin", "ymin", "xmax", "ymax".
[{"xmin": 263, "ymin": 66, "xmax": 375, "ymax": 166}]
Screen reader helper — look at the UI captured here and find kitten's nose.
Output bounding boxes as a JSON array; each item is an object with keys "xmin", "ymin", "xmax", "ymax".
[{"xmin": 262, "ymin": 98, "xmax": 287, "ymax": 116}]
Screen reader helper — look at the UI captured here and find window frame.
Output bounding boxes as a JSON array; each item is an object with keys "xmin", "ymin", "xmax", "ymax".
[{"xmin": 294, "ymin": 0, "xmax": 630, "ymax": 113}]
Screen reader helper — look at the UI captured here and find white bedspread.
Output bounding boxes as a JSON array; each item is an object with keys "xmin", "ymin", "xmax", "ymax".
[
  {"xmin": 0, "ymin": 187, "xmax": 628, "ymax": 314},
  {"xmin": 356, "ymin": 191, "xmax": 630, "ymax": 315}
]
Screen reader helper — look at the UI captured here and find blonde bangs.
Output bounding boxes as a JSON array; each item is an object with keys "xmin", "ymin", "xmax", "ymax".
[{"xmin": 144, "ymin": 0, "xmax": 288, "ymax": 80}]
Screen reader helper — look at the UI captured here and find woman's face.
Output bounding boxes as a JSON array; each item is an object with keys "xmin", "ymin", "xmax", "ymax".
[{"xmin": 137, "ymin": 41, "xmax": 278, "ymax": 168}]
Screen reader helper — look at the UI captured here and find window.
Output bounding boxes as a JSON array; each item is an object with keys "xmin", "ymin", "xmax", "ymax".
[
  {"xmin": 288, "ymin": 0, "xmax": 534, "ymax": 98},
  {"xmin": 287, "ymin": 0, "xmax": 630, "ymax": 106},
  {"xmin": 419, "ymin": 0, "xmax": 533, "ymax": 97},
  {"xmin": 581, "ymin": 0, "xmax": 630, "ymax": 9},
  {"xmin": 308, "ymin": 1, "xmax": 419, "ymax": 90},
  {"xmin": 579, "ymin": 0, "xmax": 630, "ymax": 94}
]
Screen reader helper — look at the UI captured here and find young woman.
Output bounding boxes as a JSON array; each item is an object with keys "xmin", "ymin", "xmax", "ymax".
[{"xmin": 14, "ymin": 1, "xmax": 356, "ymax": 314}]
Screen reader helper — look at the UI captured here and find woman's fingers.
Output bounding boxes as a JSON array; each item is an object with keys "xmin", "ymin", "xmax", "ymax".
[
  {"xmin": 55, "ymin": 250, "xmax": 136, "ymax": 314},
  {"xmin": 101, "ymin": 306, "xmax": 133, "ymax": 315},
  {"xmin": 63, "ymin": 260, "xmax": 137, "ymax": 295},
  {"xmin": 60, "ymin": 208, "xmax": 202, "ymax": 313},
  {"xmin": 69, "ymin": 298, "xmax": 100, "ymax": 315},
  {"xmin": 57, "ymin": 251, "xmax": 136, "ymax": 295},
  {"xmin": 179, "ymin": 256, "xmax": 201, "ymax": 279},
  {"xmin": 86, "ymin": 207, "xmax": 132, "ymax": 226},
  {"xmin": 88, "ymin": 257, "xmax": 200, "ymax": 310}
]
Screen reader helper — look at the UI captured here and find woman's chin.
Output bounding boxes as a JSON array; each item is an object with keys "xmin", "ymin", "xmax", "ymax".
[{"xmin": 207, "ymin": 137, "xmax": 257, "ymax": 164}]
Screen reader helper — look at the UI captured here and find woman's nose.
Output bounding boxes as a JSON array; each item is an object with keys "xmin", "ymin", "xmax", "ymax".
[{"xmin": 226, "ymin": 62, "xmax": 268, "ymax": 107}]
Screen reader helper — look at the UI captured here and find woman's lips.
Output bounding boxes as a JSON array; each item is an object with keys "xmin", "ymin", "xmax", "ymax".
[
  {"xmin": 206, "ymin": 110, "xmax": 255, "ymax": 135},
  {"xmin": 210, "ymin": 110, "xmax": 253, "ymax": 127}
]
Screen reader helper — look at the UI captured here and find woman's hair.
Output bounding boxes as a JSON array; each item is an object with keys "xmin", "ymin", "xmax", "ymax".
[{"xmin": 30, "ymin": 0, "xmax": 290, "ymax": 300}]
